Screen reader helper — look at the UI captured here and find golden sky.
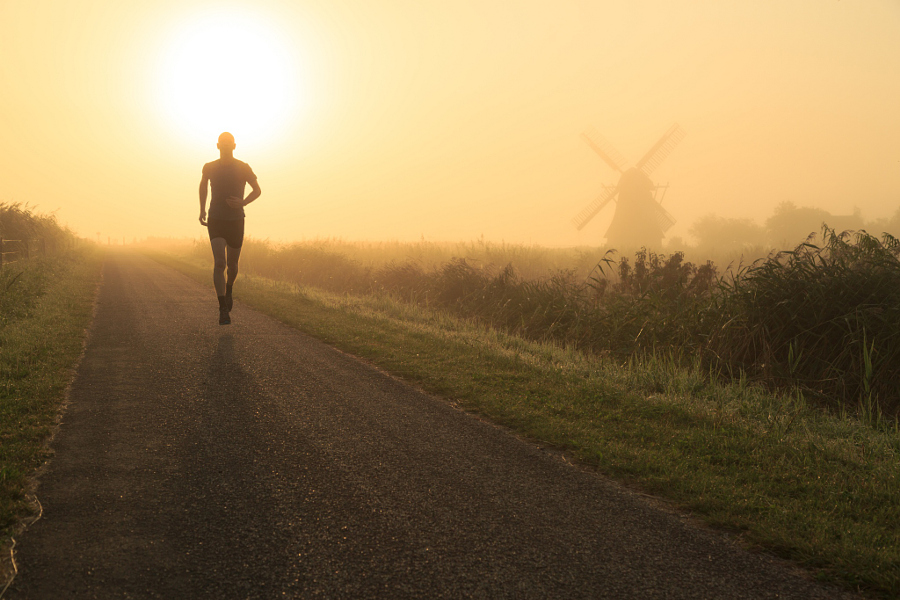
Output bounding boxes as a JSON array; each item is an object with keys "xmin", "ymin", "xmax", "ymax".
[{"xmin": 1, "ymin": 0, "xmax": 898, "ymax": 245}]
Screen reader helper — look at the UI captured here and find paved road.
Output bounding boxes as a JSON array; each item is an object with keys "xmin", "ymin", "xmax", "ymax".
[{"xmin": 7, "ymin": 252, "xmax": 851, "ymax": 599}]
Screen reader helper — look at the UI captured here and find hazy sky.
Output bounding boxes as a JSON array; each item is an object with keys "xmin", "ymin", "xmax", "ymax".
[{"xmin": 1, "ymin": 0, "xmax": 898, "ymax": 245}]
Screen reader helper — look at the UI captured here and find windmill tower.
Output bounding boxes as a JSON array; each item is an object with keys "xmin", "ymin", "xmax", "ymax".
[{"xmin": 573, "ymin": 124, "xmax": 685, "ymax": 248}]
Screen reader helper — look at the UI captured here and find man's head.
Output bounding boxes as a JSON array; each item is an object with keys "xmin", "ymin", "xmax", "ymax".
[{"xmin": 217, "ymin": 132, "xmax": 236, "ymax": 151}]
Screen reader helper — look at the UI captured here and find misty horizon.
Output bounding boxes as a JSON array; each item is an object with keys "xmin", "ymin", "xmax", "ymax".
[{"xmin": 1, "ymin": 1, "xmax": 898, "ymax": 246}]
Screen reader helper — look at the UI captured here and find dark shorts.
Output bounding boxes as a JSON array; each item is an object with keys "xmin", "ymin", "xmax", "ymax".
[{"xmin": 207, "ymin": 218, "xmax": 245, "ymax": 248}]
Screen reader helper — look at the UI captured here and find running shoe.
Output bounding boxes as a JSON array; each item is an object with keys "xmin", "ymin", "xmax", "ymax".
[
  {"xmin": 225, "ymin": 290, "xmax": 233, "ymax": 312},
  {"xmin": 219, "ymin": 309, "xmax": 231, "ymax": 325}
]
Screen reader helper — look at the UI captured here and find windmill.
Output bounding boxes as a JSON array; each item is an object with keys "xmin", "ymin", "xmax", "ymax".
[{"xmin": 573, "ymin": 124, "xmax": 685, "ymax": 248}]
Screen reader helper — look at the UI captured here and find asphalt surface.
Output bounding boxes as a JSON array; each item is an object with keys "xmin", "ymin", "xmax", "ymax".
[{"xmin": 6, "ymin": 251, "xmax": 852, "ymax": 599}]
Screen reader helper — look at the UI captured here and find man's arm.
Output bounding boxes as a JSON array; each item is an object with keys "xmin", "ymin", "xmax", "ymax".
[
  {"xmin": 199, "ymin": 174, "xmax": 209, "ymax": 226},
  {"xmin": 244, "ymin": 178, "xmax": 262, "ymax": 205},
  {"xmin": 225, "ymin": 178, "xmax": 261, "ymax": 209}
]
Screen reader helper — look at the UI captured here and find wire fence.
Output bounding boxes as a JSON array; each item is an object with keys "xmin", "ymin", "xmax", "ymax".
[{"xmin": 0, "ymin": 236, "xmax": 49, "ymax": 269}]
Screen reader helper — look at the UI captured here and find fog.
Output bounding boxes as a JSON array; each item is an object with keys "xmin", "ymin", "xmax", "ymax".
[{"xmin": 1, "ymin": 0, "xmax": 898, "ymax": 247}]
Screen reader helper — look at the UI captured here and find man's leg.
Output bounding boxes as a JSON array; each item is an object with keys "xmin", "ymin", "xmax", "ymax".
[
  {"xmin": 225, "ymin": 244, "xmax": 241, "ymax": 311},
  {"xmin": 210, "ymin": 237, "xmax": 228, "ymax": 296},
  {"xmin": 210, "ymin": 237, "xmax": 230, "ymax": 324}
]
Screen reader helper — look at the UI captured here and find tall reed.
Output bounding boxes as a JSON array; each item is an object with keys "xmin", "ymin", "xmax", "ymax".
[
  {"xmin": 708, "ymin": 228, "xmax": 900, "ymax": 415},
  {"xmin": 0, "ymin": 202, "xmax": 72, "ymax": 251},
  {"xmin": 0, "ymin": 203, "xmax": 82, "ymax": 329}
]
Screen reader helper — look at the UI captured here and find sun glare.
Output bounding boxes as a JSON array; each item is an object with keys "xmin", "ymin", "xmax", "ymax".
[{"xmin": 156, "ymin": 10, "xmax": 304, "ymax": 149}]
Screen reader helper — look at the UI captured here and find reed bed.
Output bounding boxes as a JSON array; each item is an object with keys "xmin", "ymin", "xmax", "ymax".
[
  {"xmin": 187, "ymin": 228, "xmax": 900, "ymax": 418},
  {"xmin": 0, "ymin": 202, "xmax": 73, "ymax": 257},
  {"xmin": 214, "ymin": 237, "xmax": 606, "ymax": 285},
  {"xmin": 711, "ymin": 229, "xmax": 900, "ymax": 417},
  {"xmin": 0, "ymin": 203, "xmax": 81, "ymax": 330}
]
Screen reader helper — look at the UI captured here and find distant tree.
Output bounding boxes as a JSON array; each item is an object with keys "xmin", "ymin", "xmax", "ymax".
[
  {"xmin": 689, "ymin": 214, "xmax": 765, "ymax": 250},
  {"xmin": 665, "ymin": 235, "xmax": 687, "ymax": 252},
  {"xmin": 825, "ymin": 206, "xmax": 865, "ymax": 236},
  {"xmin": 765, "ymin": 202, "xmax": 833, "ymax": 247},
  {"xmin": 765, "ymin": 202, "xmax": 867, "ymax": 248},
  {"xmin": 865, "ymin": 206, "xmax": 900, "ymax": 239}
]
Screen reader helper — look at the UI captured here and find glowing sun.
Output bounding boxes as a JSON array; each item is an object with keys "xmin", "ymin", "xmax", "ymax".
[{"xmin": 156, "ymin": 10, "xmax": 303, "ymax": 148}]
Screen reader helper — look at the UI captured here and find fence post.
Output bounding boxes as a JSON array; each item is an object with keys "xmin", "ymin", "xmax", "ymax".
[{"xmin": 0, "ymin": 236, "xmax": 3, "ymax": 269}]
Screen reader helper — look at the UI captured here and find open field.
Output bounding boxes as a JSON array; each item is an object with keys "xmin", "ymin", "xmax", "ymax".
[{"xmin": 155, "ymin": 249, "xmax": 900, "ymax": 597}]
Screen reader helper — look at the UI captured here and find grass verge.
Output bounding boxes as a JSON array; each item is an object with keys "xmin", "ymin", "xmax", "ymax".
[
  {"xmin": 0, "ymin": 250, "xmax": 102, "ymax": 557},
  {"xmin": 155, "ymin": 252, "xmax": 899, "ymax": 597}
]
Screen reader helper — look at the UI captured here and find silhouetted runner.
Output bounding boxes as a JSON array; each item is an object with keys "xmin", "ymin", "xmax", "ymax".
[{"xmin": 199, "ymin": 132, "xmax": 261, "ymax": 325}]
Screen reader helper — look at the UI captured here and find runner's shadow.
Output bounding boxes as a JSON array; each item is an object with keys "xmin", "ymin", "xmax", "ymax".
[
  {"xmin": 206, "ymin": 332, "xmax": 251, "ymax": 405},
  {"xmin": 215, "ymin": 332, "xmax": 235, "ymax": 364}
]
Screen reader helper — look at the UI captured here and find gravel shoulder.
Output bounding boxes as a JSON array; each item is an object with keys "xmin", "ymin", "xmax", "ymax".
[{"xmin": 6, "ymin": 251, "xmax": 853, "ymax": 599}]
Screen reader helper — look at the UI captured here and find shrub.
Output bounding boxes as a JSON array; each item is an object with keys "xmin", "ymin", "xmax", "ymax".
[
  {"xmin": 708, "ymin": 228, "xmax": 900, "ymax": 415},
  {"xmin": 0, "ymin": 202, "xmax": 73, "ymax": 259}
]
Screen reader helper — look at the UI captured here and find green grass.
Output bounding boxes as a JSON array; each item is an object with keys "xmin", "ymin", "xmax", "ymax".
[
  {"xmin": 154, "ymin": 251, "xmax": 900, "ymax": 598},
  {"xmin": 0, "ymin": 249, "xmax": 102, "ymax": 537}
]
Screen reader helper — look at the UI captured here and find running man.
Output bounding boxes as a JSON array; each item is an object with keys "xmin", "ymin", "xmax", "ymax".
[{"xmin": 199, "ymin": 132, "xmax": 261, "ymax": 325}]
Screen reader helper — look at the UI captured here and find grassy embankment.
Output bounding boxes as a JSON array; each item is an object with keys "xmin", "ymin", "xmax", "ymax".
[
  {"xmin": 0, "ymin": 204, "xmax": 101, "ymax": 577},
  {"xmin": 192, "ymin": 232, "xmax": 900, "ymax": 416},
  {"xmin": 155, "ymin": 242, "xmax": 899, "ymax": 598}
]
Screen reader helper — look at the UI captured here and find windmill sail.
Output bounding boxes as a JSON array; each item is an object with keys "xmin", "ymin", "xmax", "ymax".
[
  {"xmin": 635, "ymin": 124, "xmax": 685, "ymax": 176},
  {"xmin": 652, "ymin": 202, "xmax": 677, "ymax": 233},
  {"xmin": 572, "ymin": 185, "xmax": 618, "ymax": 231},
  {"xmin": 581, "ymin": 128, "xmax": 627, "ymax": 173}
]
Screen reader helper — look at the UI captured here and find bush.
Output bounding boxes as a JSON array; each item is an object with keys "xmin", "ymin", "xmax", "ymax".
[
  {"xmin": 0, "ymin": 203, "xmax": 80, "ymax": 330},
  {"xmin": 690, "ymin": 214, "xmax": 765, "ymax": 251},
  {"xmin": 709, "ymin": 228, "xmax": 900, "ymax": 415},
  {"xmin": 0, "ymin": 202, "xmax": 73, "ymax": 260}
]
